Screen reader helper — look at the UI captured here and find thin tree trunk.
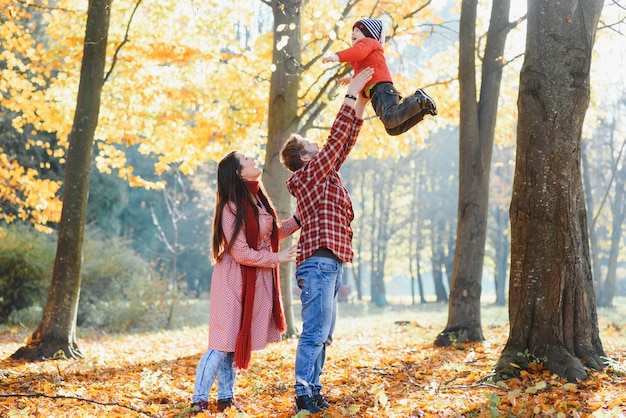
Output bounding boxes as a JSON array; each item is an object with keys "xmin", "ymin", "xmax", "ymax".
[
  {"xmin": 417, "ymin": 262, "xmax": 426, "ymax": 304},
  {"xmin": 436, "ymin": 0, "xmax": 511, "ymax": 346},
  {"xmin": 495, "ymin": 0, "xmax": 606, "ymax": 383},
  {"xmin": 408, "ymin": 162, "xmax": 425, "ymax": 304},
  {"xmin": 264, "ymin": 0, "xmax": 303, "ymax": 338},
  {"xmin": 431, "ymin": 223, "xmax": 448, "ymax": 303},
  {"xmin": 493, "ymin": 207, "xmax": 509, "ymax": 306},
  {"xmin": 370, "ymin": 168, "xmax": 390, "ymax": 307},
  {"xmin": 598, "ymin": 168, "xmax": 626, "ymax": 307},
  {"xmin": 12, "ymin": 0, "xmax": 111, "ymax": 360},
  {"xmin": 350, "ymin": 166, "xmax": 366, "ymax": 301},
  {"xmin": 581, "ymin": 147, "xmax": 603, "ymax": 290},
  {"xmin": 443, "ymin": 227, "xmax": 454, "ymax": 287}
]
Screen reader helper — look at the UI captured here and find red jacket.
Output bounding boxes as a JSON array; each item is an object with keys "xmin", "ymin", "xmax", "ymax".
[{"xmin": 336, "ymin": 38, "xmax": 393, "ymax": 96}]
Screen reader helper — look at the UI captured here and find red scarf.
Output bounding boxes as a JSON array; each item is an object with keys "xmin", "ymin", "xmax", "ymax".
[{"xmin": 234, "ymin": 180, "xmax": 287, "ymax": 370}]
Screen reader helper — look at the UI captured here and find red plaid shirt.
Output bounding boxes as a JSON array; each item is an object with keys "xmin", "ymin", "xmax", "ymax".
[{"xmin": 286, "ymin": 104, "xmax": 362, "ymax": 265}]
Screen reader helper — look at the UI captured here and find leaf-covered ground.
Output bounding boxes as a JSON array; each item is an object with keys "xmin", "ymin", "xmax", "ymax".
[{"xmin": 1, "ymin": 301, "xmax": 625, "ymax": 418}]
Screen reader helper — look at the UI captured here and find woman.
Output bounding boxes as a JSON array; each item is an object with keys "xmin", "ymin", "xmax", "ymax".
[{"xmin": 191, "ymin": 151, "xmax": 300, "ymax": 413}]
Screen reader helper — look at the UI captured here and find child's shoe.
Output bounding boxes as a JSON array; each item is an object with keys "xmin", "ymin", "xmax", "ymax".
[{"xmin": 415, "ymin": 89, "xmax": 438, "ymax": 115}]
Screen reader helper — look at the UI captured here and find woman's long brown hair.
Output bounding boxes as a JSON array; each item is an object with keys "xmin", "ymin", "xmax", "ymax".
[{"xmin": 211, "ymin": 151, "xmax": 278, "ymax": 262}]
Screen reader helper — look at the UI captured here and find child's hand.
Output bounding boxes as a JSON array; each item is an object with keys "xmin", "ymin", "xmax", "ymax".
[
  {"xmin": 322, "ymin": 55, "xmax": 339, "ymax": 64},
  {"xmin": 338, "ymin": 76, "xmax": 352, "ymax": 85}
]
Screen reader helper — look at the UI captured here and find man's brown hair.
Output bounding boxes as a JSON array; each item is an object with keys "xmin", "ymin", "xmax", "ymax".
[{"xmin": 280, "ymin": 134, "xmax": 306, "ymax": 172}]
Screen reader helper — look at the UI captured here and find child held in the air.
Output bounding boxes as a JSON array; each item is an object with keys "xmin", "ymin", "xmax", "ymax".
[{"xmin": 323, "ymin": 18, "xmax": 437, "ymax": 136}]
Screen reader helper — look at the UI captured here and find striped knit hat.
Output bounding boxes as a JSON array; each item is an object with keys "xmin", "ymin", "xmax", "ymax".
[{"xmin": 354, "ymin": 18, "xmax": 386, "ymax": 43}]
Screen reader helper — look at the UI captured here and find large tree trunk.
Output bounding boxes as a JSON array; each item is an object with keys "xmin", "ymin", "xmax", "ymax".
[
  {"xmin": 11, "ymin": 0, "xmax": 111, "ymax": 361},
  {"xmin": 436, "ymin": 0, "xmax": 510, "ymax": 346},
  {"xmin": 495, "ymin": 0, "xmax": 606, "ymax": 383},
  {"xmin": 264, "ymin": 0, "xmax": 302, "ymax": 338}
]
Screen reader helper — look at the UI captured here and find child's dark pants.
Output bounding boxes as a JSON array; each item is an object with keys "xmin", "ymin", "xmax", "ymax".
[{"xmin": 369, "ymin": 82, "xmax": 425, "ymax": 136}]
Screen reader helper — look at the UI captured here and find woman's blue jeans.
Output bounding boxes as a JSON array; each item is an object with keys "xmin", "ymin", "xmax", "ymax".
[
  {"xmin": 192, "ymin": 350, "xmax": 237, "ymax": 403},
  {"xmin": 294, "ymin": 255, "xmax": 342, "ymax": 398}
]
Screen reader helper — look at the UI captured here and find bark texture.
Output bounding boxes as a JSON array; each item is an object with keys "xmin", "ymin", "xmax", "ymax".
[
  {"xmin": 12, "ymin": 0, "xmax": 111, "ymax": 361},
  {"xmin": 264, "ymin": 0, "xmax": 303, "ymax": 337},
  {"xmin": 495, "ymin": 0, "xmax": 606, "ymax": 383},
  {"xmin": 436, "ymin": 0, "xmax": 511, "ymax": 346}
]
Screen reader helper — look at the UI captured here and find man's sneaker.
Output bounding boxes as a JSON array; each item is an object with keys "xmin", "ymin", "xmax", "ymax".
[
  {"xmin": 415, "ymin": 88, "xmax": 438, "ymax": 116},
  {"xmin": 295, "ymin": 394, "xmax": 323, "ymax": 413},
  {"xmin": 190, "ymin": 400, "xmax": 209, "ymax": 413},
  {"xmin": 217, "ymin": 398, "xmax": 243, "ymax": 412},
  {"xmin": 314, "ymin": 393, "xmax": 330, "ymax": 409}
]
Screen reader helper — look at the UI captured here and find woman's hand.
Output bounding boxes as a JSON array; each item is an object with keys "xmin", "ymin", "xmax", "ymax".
[{"xmin": 277, "ymin": 244, "xmax": 299, "ymax": 263}]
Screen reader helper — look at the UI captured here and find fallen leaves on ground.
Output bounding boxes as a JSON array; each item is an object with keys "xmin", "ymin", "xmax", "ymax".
[{"xmin": 0, "ymin": 303, "xmax": 625, "ymax": 417}]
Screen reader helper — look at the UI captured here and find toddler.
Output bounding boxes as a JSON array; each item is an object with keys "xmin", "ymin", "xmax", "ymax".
[{"xmin": 323, "ymin": 18, "xmax": 437, "ymax": 136}]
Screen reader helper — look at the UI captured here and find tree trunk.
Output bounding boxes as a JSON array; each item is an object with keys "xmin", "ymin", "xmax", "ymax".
[
  {"xmin": 495, "ymin": 0, "xmax": 606, "ymax": 383},
  {"xmin": 11, "ymin": 0, "xmax": 111, "ymax": 361},
  {"xmin": 598, "ymin": 167, "xmax": 626, "ymax": 307},
  {"xmin": 431, "ymin": 223, "xmax": 449, "ymax": 303},
  {"xmin": 493, "ymin": 207, "xmax": 509, "ymax": 306},
  {"xmin": 436, "ymin": 0, "xmax": 511, "ymax": 346},
  {"xmin": 408, "ymin": 163, "xmax": 426, "ymax": 304},
  {"xmin": 264, "ymin": 0, "xmax": 302, "ymax": 338},
  {"xmin": 416, "ymin": 263, "xmax": 426, "ymax": 304},
  {"xmin": 581, "ymin": 147, "xmax": 603, "ymax": 290},
  {"xmin": 443, "ymin": 227, "xmax": 455, "ymax": 287},
  {"xmin": 350, "ymin": 166, "xmax": 366, "ymax": 302},
  {"xmin": 370, "ymin": 166, "xmax": 393, "ymax": 307}
]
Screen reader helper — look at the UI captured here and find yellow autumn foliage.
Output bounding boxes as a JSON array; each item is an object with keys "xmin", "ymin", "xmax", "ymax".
[
  {"xmin": 2, "ymin": 0, "xmax": 621, "ymax": 229},
  {"xmin": 0, "ymin": 149, "xmax": 62, "ymax": 232},
  {"xmin": 3, "ymin": 0, "xmax": 458, "ymax": 228}
]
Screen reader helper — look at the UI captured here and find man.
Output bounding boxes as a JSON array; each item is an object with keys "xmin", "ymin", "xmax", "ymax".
[{"xmin": 280, "ymin": 68, "xmax": 374, "ymax": 413}]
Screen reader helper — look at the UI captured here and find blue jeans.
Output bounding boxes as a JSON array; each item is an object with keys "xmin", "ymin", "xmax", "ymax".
[
  {"xmin": 294, "ymin": 255, "xmax": 342, "ymax": 397},
  {"xmin": 192, "ymin": 350, "xmax": 237, "ymax": 403}
]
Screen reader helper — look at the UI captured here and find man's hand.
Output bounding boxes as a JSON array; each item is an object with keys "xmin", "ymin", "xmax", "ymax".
[{"xmin": 346, "ymin": 67, "xmax": 374, "ymax": 98}]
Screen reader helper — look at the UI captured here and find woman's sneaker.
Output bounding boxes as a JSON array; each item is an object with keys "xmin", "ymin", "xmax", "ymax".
[{"xmin": 415, "ymin": 89, "xmax": 438, "ymax": 115}]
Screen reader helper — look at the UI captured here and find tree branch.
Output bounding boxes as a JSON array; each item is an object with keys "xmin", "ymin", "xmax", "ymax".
[
  {"xmin": 14, "ymin": 0, "xmax": 78, "ymax": 13},
  {"xmin": 0, "ymin": 393, "xmax": 156, "ymax": 417},
  {"xmin": 104, "ymin": 0, "xmax": 144, "ymax": 83}
]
